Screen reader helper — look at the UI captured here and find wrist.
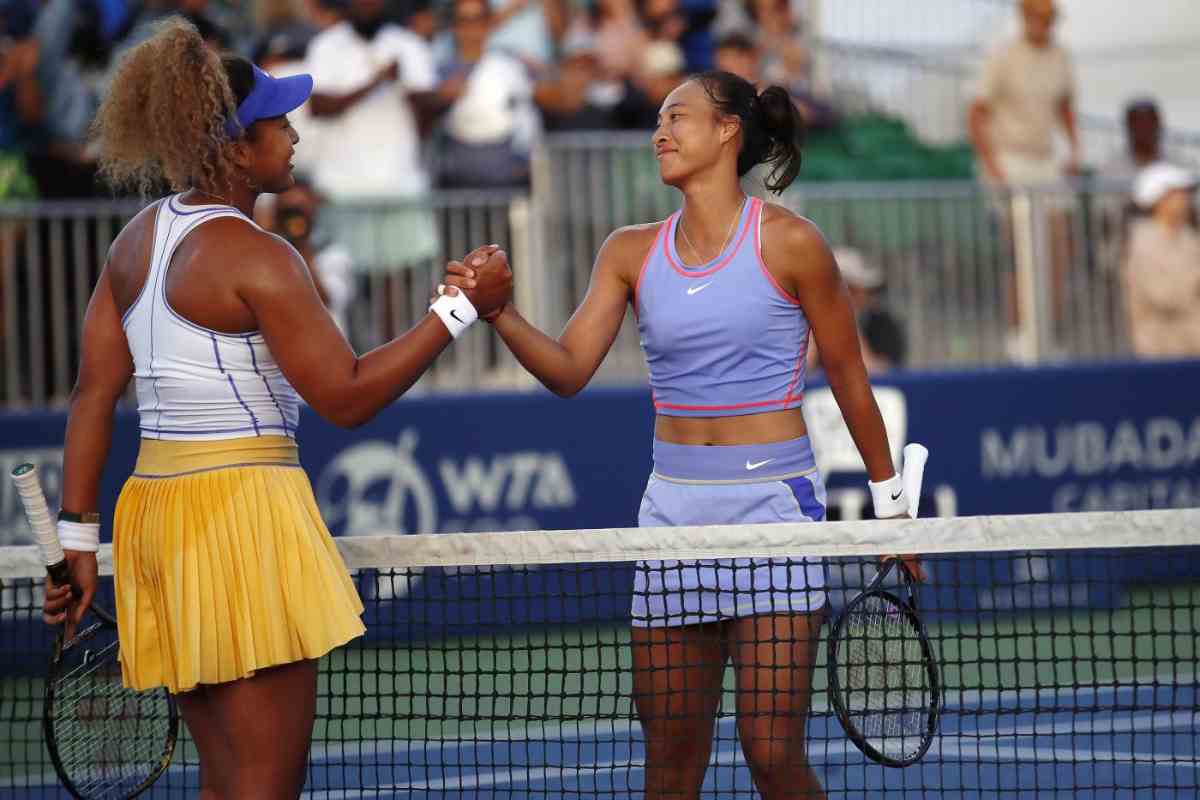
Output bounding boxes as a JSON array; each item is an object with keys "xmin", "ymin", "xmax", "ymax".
[
  {"xmin": 868, "ymin": 474, "xmax": 906, "ymax": 518},
  {"xmin": 429, "ymin": 291, "xmax": 478, "ymax": 338},
  {"xmin": 484, "ymin": 302, "xmax": 513, "ymax": 324},
  {"xmin": 57, "ymin": 519, "xmax": 100, "ymax": 552}
]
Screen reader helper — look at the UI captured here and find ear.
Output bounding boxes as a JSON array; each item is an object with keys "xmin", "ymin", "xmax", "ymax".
[
  {"xmin": 228, "ymin": 137, "xmax": 253, "ymax": 171},
  {"xmin": 718, "ymin": 114, "xmax": 741, "ymax": 146}
]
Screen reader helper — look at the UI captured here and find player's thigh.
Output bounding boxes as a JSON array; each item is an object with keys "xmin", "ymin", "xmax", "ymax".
[
  {"xmin": 728, "ymin": 611, "xmax": 824, "ymax": 722},
  {"xmin": 175, "ymin": 686, "xmax": 234, "ymax": 790},
  {"xmin": 205, "ymin": 659, "xmax": 320, "ymax": 777},
  {"xmin": 630, "ymin": 623, "xmax": 727, "ymax": 727}
]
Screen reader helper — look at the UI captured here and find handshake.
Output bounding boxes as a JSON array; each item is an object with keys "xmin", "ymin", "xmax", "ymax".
[{"xmin": 428, "ymin": 244, "xmax": 514, "ymax": 337}]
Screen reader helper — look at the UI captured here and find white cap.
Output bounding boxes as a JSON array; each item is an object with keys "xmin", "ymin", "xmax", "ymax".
[
  {"xmin": 834, "ymin": 247, "xmax": 883, "ymax": 289},
  {"xmin": 1133, "ymin": 162, "xmax": 1198, "ymax": 210},
  {"xmin": 641, "ymin": 41, "xmax": 685, "ymax": 78}
]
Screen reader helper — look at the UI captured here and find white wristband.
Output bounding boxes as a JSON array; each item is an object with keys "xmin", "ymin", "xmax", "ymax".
[
  {"xmin": 429, "ymin": 291, "xmax": 478, "ymax": 339},
  {"xmin": 869, "ymin": 474, "xmax": 906, "ymax": 519},
  {"xmin": 57, "ymin": 519, "xmax": 100, "ymax": 552}
]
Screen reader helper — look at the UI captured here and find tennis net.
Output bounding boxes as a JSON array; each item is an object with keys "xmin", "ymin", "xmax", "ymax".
[{"xmin": 1, "ymin": 509, "xmax": 1198, "ymax": 798}]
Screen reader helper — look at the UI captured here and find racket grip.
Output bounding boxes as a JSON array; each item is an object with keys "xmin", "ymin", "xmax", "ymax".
[
  {"xmin": 11, "ymin": 463, "xmax": 67, "ymax": 572},
  {"xmin": 901, "ymin": 444, "xmax": 928, "ymax": 520}
]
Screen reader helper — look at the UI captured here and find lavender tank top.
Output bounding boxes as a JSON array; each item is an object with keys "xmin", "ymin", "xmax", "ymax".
[{"xmin": 634, "ymin": 197, "xmax": 810, "ymax": 417}]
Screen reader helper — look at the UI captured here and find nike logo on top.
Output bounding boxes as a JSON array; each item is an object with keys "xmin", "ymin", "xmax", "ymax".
[
  {"xmin": 745, "ymin": 458, "xmax": 774, "ymax": 471},
  {"xmin": 686, "ymin": 282, "xmax": 714, "ymax": 296},
  {"xmin": 450, "ymin": 309, "xmax": 466, "ymax": 324},
  {"xmin": 891, "ymin": 490, "xmax": 903, "ymax": 501}
]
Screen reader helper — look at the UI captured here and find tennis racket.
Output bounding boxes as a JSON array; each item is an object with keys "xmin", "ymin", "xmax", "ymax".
[
  {"xmin": 826, "ymin": 443, "xmax": 941, "ymax": 767},
  {"xmin": 11, "ymin": 463, "xmax": 178, "ymax": 800}
]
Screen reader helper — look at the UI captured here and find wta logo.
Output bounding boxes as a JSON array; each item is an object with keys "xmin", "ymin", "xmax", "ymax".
[{"xmin": 314, "ymin": 428, "xmax": 578, "ymax": 599}]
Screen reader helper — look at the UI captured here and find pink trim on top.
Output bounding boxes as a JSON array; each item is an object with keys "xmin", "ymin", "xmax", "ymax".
[
  {"xmin": 632, "ymin": 221, "xmax": 668, "ymax": 319},
  {"xmin": 662, "ymin": 200, "xmax": 755, "ymax": 279},
  {"xmin": 783, "ymin": 339, "xmax": 807, "ymax": 404},
  {"xmin": 753, "ymin": 200, "xmax": 803, "ymax": 306},
  {"xmin": 654, "ymin": 395, "xmax": 804, "ymax": 412}
]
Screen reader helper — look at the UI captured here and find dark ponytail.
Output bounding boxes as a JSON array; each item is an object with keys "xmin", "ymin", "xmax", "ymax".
[{"xmin": 694, "ymin": 71, "xmax": 805, "ymax": 193}]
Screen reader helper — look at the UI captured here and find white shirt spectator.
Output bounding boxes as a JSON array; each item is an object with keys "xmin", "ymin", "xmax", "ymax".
[
  {"xmin": 305, "ymin": 21, "xmax": 435, "ymax": 198},
  {"xmin": 444, "ymin": 51, "xmax": 539, "ymax": 151}
]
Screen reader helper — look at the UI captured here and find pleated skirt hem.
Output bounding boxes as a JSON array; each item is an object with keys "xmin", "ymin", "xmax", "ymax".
[{"xmin": 113, "ymin": 463, "xmax": 365, "ymax": 694}]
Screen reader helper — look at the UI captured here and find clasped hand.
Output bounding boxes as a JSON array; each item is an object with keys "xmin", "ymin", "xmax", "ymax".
[{"xmin": 433, "ymin": 244, "xmax": 514, "ymax": 321}]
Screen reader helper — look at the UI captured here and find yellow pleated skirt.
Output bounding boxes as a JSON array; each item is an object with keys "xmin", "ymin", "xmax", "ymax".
[{"xmin": 113, "ymin": 436, "xmax": 365, "ymax": 694}]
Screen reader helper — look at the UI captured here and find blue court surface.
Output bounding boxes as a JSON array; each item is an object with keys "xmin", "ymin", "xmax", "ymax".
[{"xmin": 5, "ymin": 681, "xmax": 1192, "ymax": 799}]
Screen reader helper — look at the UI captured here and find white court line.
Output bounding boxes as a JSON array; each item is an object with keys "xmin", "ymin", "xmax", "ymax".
[
  {"xmin": 963, "ymin": 709, "xmax": 1200, "ymax": 739},
  {"xmin": 3, "ymin": 675, "xmax": 1194, "ymax": 792},
  {"xmin": 305, "ymin": 669, "xmax": 1197, "ymax": 766},
  {"xmin": 302, "ymin": 711, "xmax": 1199, "ymax": 798}
]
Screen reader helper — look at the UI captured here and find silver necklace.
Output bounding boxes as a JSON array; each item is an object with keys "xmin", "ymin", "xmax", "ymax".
[{"xmin": 679, "ymin": 197, "xmax": 746, "ymax": 265}]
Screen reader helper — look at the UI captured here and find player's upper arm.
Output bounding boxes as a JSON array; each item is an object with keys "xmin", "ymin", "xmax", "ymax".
[
  {"xmin": 235, "ymin": 234, "xmax": 359, "ymax": 415},
  {"xmin": 974, "ymin": 47, "xmax": 1003, "ymax": 104},
  {"xmin": 74, "ymin": 264, "xmax": 134, "ymax": 404},
  {"xmin": 766, "ymin": 212, "xmax": 865, "ymax": 376},
  {"xmin": 561, "ymin": 225, "xmax": 657, "ymax": 340},
  {"xmin": 558, "ymin": 223, "xmax": 654, "ymax": 358}
]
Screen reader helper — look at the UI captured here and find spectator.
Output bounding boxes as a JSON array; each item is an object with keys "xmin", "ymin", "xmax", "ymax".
[
  {"xmin": 712, "ymin": 29, "xmax": 834, "ymax": 132},
  {"xmin": 255, "ymin": 177, "xmax": 356, "ymax": 336},
  {"xmin": 968, "ymin": 0, "xmax": 1079, "ymax": 186},
  {"xmin": 469, "ymin": 0, "xmax": 566, "ymax": 70},
  {"xmin": 713, "ymin": 31, "xmax": 758, "ymax": 84},
  {"xmin": 587, "ymin": 0, "xmax": 647, "ymax": 81},
  {"xmin": 639, "ymin": 0, "xmax": 687, "ymax": 44},
  {"xmin": 0, "ymin": 2, "xmax": 41, "ymax": 201},
  {"xmin": 745, "ymin": 0, "xmax": 807, "ymax": 90},
  {"xmin": 811, "ymin": 247, "xmax": 906, "ymax": 373},
  {"xmin": 435, "ymin": 0, "xmax": 542, "ymax": 188},
  {"xmin": 1099, "ymin": 98, "xmax": 1193, "ymax": 186},
  {"xmin": 305, "ymin": 0, "xmax": 440, "ymax": 288},
  {"xmin": 399, "ymin": 0, "xmax": 439, "ymax": 41},
  {"xmin": 537, "ymin": 27, "xmax": 616, "ymax": 131},
  {"xmin": 1122, "ymin": 163, "xmax": 1200, "ymax": 359},
  {"xmin": 1092, "ymin": 98, "xmax": 1194, "ymax": 285},
  {"xmin": 968, "ymin": 0, "xmax": 1079, "ymax": 361},
  {"xmin": 556, "ymin": 0, "xmax": 645, "ymax": 121},
  {"xmin": 254, "ymin": 19, "xmax": 321, "ymax": 175},
  {"xmin": 614, "ymin": 39, "xmax": 686, "ymax": 129}
]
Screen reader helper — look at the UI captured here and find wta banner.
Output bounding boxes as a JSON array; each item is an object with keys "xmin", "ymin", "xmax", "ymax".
[
  {"xmin": 0, "ymin": 360, "xmax": 1196, "ymax": 637},
  {"xmin": 2, "ymin": 359, "xmax": 1196, "ymax": 546}
]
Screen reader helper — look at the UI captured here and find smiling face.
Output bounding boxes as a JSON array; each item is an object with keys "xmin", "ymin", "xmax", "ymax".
[
  {"xmin": 652, "ymin": 80, "xmax": 740, "ymax": 189},
  {"xmin": 239, "ymin": 115, "xmax": 300, "ymax": 194}
]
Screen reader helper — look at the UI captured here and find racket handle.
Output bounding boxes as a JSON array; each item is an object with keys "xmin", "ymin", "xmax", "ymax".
[
  {"xmin": 901, "ymin": 444, "xmax": 928, "ymax": 520},
  {"xmin": 11, "ymin": 463, "xmax": 71, "ymax": 585}
]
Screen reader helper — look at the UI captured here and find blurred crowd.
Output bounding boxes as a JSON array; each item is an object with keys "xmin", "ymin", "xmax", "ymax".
[
  {"xmin": 966, "ymin": 0, "xmax": 1200, "ymax": 362},
  {"xmin": 1, "ymin": 0, "xmax": 1198, "ymax": 371},
  {"xmin": 0, "ymin": 0, "xmax": 836, "ymax": 201}
]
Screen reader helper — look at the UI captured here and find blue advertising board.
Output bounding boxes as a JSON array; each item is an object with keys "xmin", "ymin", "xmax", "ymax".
[{"xmin": 1, "ymin": 360, "xmax": 1197, "ymax": 649}]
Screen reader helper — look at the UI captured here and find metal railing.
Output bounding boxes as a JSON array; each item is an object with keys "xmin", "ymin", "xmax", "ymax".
[
  {"xmin": 531, "ymin": 133, "xmax": 1135, "ymax": 371},
  {"xmin": 0, "ymin": 192, "xmax": 534, "ymax": 408},
  {"xmin": 0, "ymin": 135, "xmax": 1148, "ymax": 408}
]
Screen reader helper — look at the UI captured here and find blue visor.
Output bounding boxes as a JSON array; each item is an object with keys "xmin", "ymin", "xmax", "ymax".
[{"xmin": 225, "ymin": 65, "xmax": 313, "ymax": 138}]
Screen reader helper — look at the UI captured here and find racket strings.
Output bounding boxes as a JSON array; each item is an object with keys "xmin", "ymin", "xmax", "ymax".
[
  {"xmin": 50, "ymin": 636, "xmax": 172, "ymax": 797},
  {"xmin": 838, "ymin": 595, "xmax": 933, "ymax": 760}
]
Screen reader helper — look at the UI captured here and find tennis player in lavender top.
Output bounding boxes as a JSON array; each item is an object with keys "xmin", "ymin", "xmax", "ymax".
[
  {"xmin": 39, "ymin": 17, "xmax": 511, "ymax": 799},
  {"xmin": 439, "ymin": 71, "xmax": 919, "ymax": 799}
]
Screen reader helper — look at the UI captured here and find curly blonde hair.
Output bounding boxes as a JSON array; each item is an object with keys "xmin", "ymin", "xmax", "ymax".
[{"xmin": 92, "ymin": 17, "xmax": 242, "ymax": 196}]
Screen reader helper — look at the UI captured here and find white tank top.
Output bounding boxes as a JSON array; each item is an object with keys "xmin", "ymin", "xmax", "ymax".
[{"xmin": 122, "ymin": 194, "xmax": 300, "ymax": 441}]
